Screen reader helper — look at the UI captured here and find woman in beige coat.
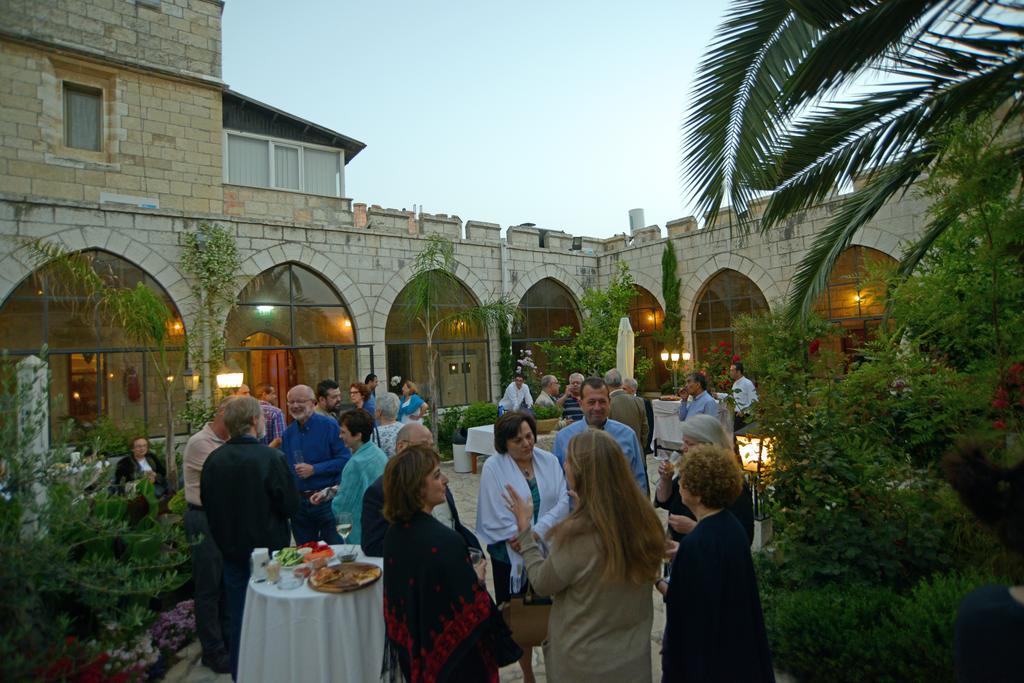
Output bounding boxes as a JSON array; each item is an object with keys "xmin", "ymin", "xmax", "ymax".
[{"xmin": 505, "ymin": 429, "xmax": 666, "ymax": 682}]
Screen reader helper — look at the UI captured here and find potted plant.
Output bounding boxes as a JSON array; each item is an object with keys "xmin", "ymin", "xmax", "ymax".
[{"xmin": 533, "ymin": 404, "xmax": 562, "ymax": 434}]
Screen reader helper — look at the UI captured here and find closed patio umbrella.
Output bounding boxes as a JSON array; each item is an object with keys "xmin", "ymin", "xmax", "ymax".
[{"xmin": 616, "ymin": 316, "xmax": 635, "ymax": 378}]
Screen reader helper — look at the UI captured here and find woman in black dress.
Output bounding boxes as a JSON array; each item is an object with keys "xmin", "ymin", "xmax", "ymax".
[
  {"xmin": 113, "ymin": 436, "xmax": 167, "ymax": 498},
  {"xmin": 944, "ymin": 441, "xmax": 1024, "ymax": 682},
  {"xmin": 382, "ymin": 444, "xmax": 520, "ymax": 682},
  {"xmin": 657, "ymin": 443, "xmax": 774, "ymax": 682}
]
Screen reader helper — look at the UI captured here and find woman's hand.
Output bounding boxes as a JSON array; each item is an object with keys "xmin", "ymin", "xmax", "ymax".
[
  {"xmin": 503, "ymin": 484, "xmax": 534, "ymax": 534},
  {"xmin": 658, "ymin": 460, "xmax": 674, "ymax": 481},
  {"xmin": 474, "ymin": 557, "xmax": 487, "ymax": 584},
  {"xmin": 664, "ymin": 539, "xmax": 679, "ymax": 561},
  {"xmin": 668, "ymin": 514, "xmax": 697, "ymax": 535}
]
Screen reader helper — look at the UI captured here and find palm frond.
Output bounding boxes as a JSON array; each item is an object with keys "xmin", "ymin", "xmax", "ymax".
[
  {"xmin": 682, "ymin": 0, "xmax": 822, "ymax": 227},
  {"xmin": 784, "ymin": 149, "xmax": 935, "ymax": 323}
]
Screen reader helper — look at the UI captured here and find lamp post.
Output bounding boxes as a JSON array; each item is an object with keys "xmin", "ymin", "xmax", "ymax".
[
  {"xmin": 735, "ymin": 421, "xmax": 774, "ymax": 549},
  {"xmin": 660, "ymin": 349, "xmax": 691, "ymax": 391}
]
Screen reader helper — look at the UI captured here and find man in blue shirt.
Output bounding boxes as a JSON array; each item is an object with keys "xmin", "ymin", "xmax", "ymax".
[
  {"xmin": 678, "ymin": 372, "xmax": 719, "ymax": 422},
  {"xmin": 553, "ymin": 376, "xmax": 648, "ymax": 494},
  {"xmin": 282, "ymin": 384, "xmax": 350, "ymax": 544}
]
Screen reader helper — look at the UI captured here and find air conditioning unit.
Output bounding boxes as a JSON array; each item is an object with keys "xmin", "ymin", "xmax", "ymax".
[{"xmin": 571, "ymin": 236, "xmax": 583, "ymax": 251}]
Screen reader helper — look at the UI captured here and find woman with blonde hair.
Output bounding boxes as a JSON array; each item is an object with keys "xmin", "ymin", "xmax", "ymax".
[
  {"xmin": 505, "ymin": 429, "xmax": 666, "ymax": 682},
  {"xmin": 657, "ymin": 443, "xmax": 773, "ymax": 682},
  {"xmin": 396, "ymin": 380, "xmax": 427, "ymax": 424}
]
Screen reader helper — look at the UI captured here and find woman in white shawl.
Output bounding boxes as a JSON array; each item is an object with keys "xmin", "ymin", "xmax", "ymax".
[
  {"xmin": 476, "ymin": 410, "xmax": 569, "ymax": 683},
  {"xmin": 499, "ymin": 372, "xmax": 534, "ymax": 413}
]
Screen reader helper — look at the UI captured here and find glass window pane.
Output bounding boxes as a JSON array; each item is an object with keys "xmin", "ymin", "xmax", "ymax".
[
  {"xmin": 64, "ymin": 84, "xmax": 102, "ymax": 151},
  {"xmin": 102, "ymin": 352, "xmax": 148, "ymax": 433},
  {"xmin": 0, "ymin": 294, "xmax": 45, "ymax": 351},
  {"xmin": 293, "ymin": 306, "xmax": 353, "ymax": 346},
  {"xmin": 303, "ymin": 148, "xmax": 339, "ymax": 196},
  {"xmin": 692, "ymin": 270, "xmax": 768, "ymax": 363},
  {"xmin": 290, "ymin": 265, "xmax": 344, "ymax": 306},
  {"xmin": 292, "ymin": 348, "xmax": 336, "ymax": 392},
  {"xmin": 237, "ymin": 265, "xmax": 292, "ymax": 305},
  {"xmin": 227, "ymin": 134, "xmax": 270, "ymax": 187},
  {"xmin": 227, "ymin": 305, "xmax": 292, "ymax": 348},
  {"xmin": 274, "ymin": 145, "xmax": 301, "ymax": 190}
]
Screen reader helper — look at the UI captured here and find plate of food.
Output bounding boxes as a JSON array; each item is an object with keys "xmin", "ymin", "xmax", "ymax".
[{"xmin": 308, "ymin": 563, "xmax": 382, "ymax": 593}]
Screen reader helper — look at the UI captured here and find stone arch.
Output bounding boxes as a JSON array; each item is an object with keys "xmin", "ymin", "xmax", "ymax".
[
  {"xmin": 683, "ymin": 253, "xmax": 781, "ymax": 316},
  {"xmin": 779, "ymin": 229, "xmax": 903, "ymax": 301},
  {"xmin": 234, "ymin": 246, "xmax": 370, "ymax": 344},
  {"xmin": 0, "ymin": 226, "xmax": 193, "ymax": 328},
  {"xmin": 372, "ymin": 257, "xmax": 495, "ymax": 341},
  {"xmin": 629, "ymin": 268, "xmax": 666, "ymax": 312},
  {"xmin": 509, "ymin": 264, "xmax": 584, "ymax": 314}
]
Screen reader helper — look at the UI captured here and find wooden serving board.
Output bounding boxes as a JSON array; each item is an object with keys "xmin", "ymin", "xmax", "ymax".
[{"xmin": 308, "ymin": 562, "xmax": 382, "ymax": 594}]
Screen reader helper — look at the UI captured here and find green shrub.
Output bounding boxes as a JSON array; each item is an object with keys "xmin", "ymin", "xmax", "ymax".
[
  {"xmin": 765, "ymin": 582, "xmax": 897, "ymax": 682},
  {"xmin": 533, "ymin": 404, "xmax": 562, "ymax": 420},
  {"xmin": 461, "ymin": 402, "xmax": 498, "ymax": 429},
  {"xmin": 429, "ymin": 406, "xmax": 465, "ymax": 456}
]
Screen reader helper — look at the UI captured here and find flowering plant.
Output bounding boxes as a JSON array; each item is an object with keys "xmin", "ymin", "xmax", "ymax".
[
  {"xmin": 699, "ymin": 341, "xmax": 738, "ymax": 394},
  {"xmin": 390, "ymin": 375, "xmax": 402, "ymax": 388},
  {"xmin": 149, "ymin": 600, "xmax": 196, "ymax": 658},
  {"xmin": 515, "ymin": 348, "xmax": 541, "ymax": 395},
  {"xmin": 991, "ymin": 361, "xmax": 1024, "ymax": 431},
  {"xmin": 104, "ymin": 632, "xmax": 159, "ymax": 682},
  {"xmin": 36, "ymin": 637, "xmax": 130, "ymax": 683}
]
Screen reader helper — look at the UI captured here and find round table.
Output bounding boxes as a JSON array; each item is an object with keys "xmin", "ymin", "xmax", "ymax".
[{"xmin": 237, "ymin": 548, "xmax": 385, "ymax": 682}]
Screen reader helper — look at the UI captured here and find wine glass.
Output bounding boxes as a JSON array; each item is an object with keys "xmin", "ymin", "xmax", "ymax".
[
  {"xmin": 293, "ymin": 449, "xmax": 304, "ymax": 465},
  {"xmin": 335, "ymin": 512, "xmax": 353, "ymax": 542}
]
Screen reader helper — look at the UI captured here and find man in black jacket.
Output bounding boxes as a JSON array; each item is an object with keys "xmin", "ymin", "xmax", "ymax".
[
  {"xmin": 361, "ymin": 423, "xmax": 480, "ymax": 556},
  {"xmin": 201, "ymin": 396, "xmax": 300, "ymax": 680}
]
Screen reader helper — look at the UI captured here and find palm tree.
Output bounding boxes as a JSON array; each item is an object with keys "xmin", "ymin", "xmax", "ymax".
[
  {"xmin": 402, "ymin": 235, "xmax": 518, "ymax": 441},
  {"xmin": 683, "ymin": 0, "xmax": 1023, "ymax": 321}
]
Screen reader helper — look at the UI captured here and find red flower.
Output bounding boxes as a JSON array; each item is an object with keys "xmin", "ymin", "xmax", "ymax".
[
  {"xmin": 992, "ymin": 398, "xmax": 1010, "ymax": 410},
  {"xmin": 703, "ymin": 348, "xmax": 708, "ymax": 353},
  {"xmin": 732, "ymin": 355, "xmax": 741, "ymax": 362},
  {"xmin": 993, "ymin": 420, "xmax": 1007, "ymax": 430},
  {"xmin": 718, "ymin": 341, "xmax": 727, "ymax": 347},
  {"xmin": 808, "ymin": 339, "xmax": 821, "ymax": 355}
]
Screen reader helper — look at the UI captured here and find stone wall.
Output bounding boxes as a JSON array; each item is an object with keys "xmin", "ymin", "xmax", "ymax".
[
  {"xmin": 0, "ymin": 0, "xmax": 224, "ymax": 83},
  {"xmin": 0, "ymin": 40, "xmax": 223, "ymax": 213}
]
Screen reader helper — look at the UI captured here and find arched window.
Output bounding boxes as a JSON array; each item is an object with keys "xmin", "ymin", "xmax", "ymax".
[
  {"xmin": 386, "ymin": 275, "xmax": 489, "ymax": 407},
  {"xmin": 0, "ymin": 250, "xmax": 184, "ymax": 438},
  {"xmin": 814, "ymin": 246, "xmax": 896, "ymax": 354},
  {"xmin": 512, "ymin": 278, "xmax": 581, "ymax": 375},
  {"xmin": 629, "ymin": 286, "xmax": 668, "ymax": 392},
  {"xmin": 693, "ymin": 270, "xmax": 769, "ymax": 363},
  {"xmin": 225, "ymin": 263, "xmax": 364, "ymax": 405}
]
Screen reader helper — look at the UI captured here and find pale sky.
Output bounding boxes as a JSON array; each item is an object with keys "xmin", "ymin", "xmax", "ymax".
[{"xmin": 222, "ymin": 1, "xmax": 729, "ymax": 239}]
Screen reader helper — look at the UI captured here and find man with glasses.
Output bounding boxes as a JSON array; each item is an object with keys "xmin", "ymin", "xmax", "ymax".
[
  {"xmin": 282, "ymin": 384, "xmax": 349, "ymax": 544},
  {"xmin": 678, "ymin": 372, "xmax": 718, "ymax": 422}
]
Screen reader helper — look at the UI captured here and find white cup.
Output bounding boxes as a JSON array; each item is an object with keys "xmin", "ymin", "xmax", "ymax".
[{"xmin": 250, "ymin": 548, "xmax": 269, "ymax": 581}]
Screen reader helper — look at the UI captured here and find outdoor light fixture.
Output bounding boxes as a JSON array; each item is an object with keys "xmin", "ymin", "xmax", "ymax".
[
  {"xmin": 343, "ymin": 319, "xmax": 352, "ymax": 328},
  {"xmin": 735, "ymin": 423, "xmax": 773, "ymax": 520},
  {"xmin": 448, "ymin": 363, "xmax": 458, "ymax": 374},
  {"xmin": 182, "ymin": 367, "xmax": 200, "ymax": 392},
  {"xmin": 670, "ymin": 352, "xmax": 680, "ymax": 362},
  {"xmin": 682, "ymin": 351, "xmax": 691, "ymax": 362},
  {"xmin": 660, "ymin": 350, "xmax": 669, "ymax": 362},
  {"xmin": 661, "ymin": 348, "xmax": 688, "ymax": 390},
  {"xmin": 216, "ymin": 360, "xmax": 244, "ymax": 390},
  {"xmin": 256, "ymin": 305, "xmax": 274, "ymax": 314},
  {"xmin": 462, "ymin": 362, "xmax": 471, "ymax": 374},
  {"xmin": 166, "ymin": 374, "xmax": 175, "ymax": 383}
]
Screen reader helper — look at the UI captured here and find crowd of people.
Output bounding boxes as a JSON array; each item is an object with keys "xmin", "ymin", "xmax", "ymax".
[{"xmin": 121, "ymin": 363, "xmax": 779, "ymax": 682}]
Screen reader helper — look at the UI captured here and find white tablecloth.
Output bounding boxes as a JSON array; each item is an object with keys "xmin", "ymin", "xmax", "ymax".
[
  {"xmin": 652, "ymin": 399, "xmax": 683, "ymax": 446},
  {"xmin": 238, "ymin": 548, "xmax": 385, "ymax": 683},
  {"xmin": 465, "ymin": 424, "xmax": 495, "ymax": 457},
  {"xmin": 466, "ymin": 423, "xmax": 557, "ymax": 459}
]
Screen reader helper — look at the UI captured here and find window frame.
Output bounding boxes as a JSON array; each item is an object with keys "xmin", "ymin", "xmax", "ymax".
[
  {"xmin": 62, "ymin": 81, "xmax": 104, "ymax": 152},
  {"xmin": 223, "ymin": 130, "xmax": 345, "ymax": 197}
]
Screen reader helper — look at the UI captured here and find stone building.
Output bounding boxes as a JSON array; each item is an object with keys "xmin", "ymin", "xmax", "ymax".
[{"xmin": 0, "ymin": 0, "xmax": 925, "ymax": 437}]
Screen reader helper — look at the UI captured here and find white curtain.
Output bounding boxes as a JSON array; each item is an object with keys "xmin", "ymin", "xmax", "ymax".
[
  {"xmin": 303, "ymin": 148, "xmax": 339, "ymax": 196},
  {"xmin": 227, "ymin": 134, "xmax": 269, "ymax": 187},
  {"xmin": 64, "ymin": 86, "xmax": 101, "ymax": 151},
  {"xmin": 273, "ymin": 145, "xmax": 300, "ymax": 190}
]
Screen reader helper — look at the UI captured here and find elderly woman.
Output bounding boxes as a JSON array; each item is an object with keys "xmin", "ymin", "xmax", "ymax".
[
  {"xmin": 372, "ymin": 392, "xmax": 402, "ymax": 457},
  {"xmin": 396, "ymin": 380, "xmax": 427, "ymax": 424},
  {"xmin": 476, "ymin": 411, "xmax": 570, "ymax": 683},
  {"xmin": 657, "ymin": 444, "xmax": 774, "ymax": 681},
  {"xmin": 655, "ymin": 413, "xmax": 754, "ymax": 544},
  {"xmin": 331, "ymin": 409, "xmax": 387, "ymax": 544},
  {"xmin": 114, "ymin": 436, "xmax": 167, "ymax": 498},
  {"xmin": 506, "ymin": 429, "xmax": 667, "ymax": 682},
  {"xmin": 383, "ymin": 445, "xmax": 520, "ymax": 682}
]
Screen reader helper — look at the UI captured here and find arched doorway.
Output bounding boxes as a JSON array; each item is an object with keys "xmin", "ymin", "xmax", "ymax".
[
  {"xmin": 0, "ymin": 249, "xmax": 185, "ymax": 438},
  {"xmin": 629, "ymin": 286, "xmax": 668, "ymax": 392},
  {"xmin": 225, "ymin": 263, "xmax": 363, "ymax": 411},
  {"xmin": 693, "ymin": 269, "xmax": 770, "ymax": 363},
  {"xmin": 385, "ymin": 274, "xmax": 489, "ymax": 407},
  {"xmin": 512, "ymin": 278, "xmax": 581, "ymax": 377},
  {"xmin": 814, "ymin": 246, "xmax": 896, "ymax": 355}
]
